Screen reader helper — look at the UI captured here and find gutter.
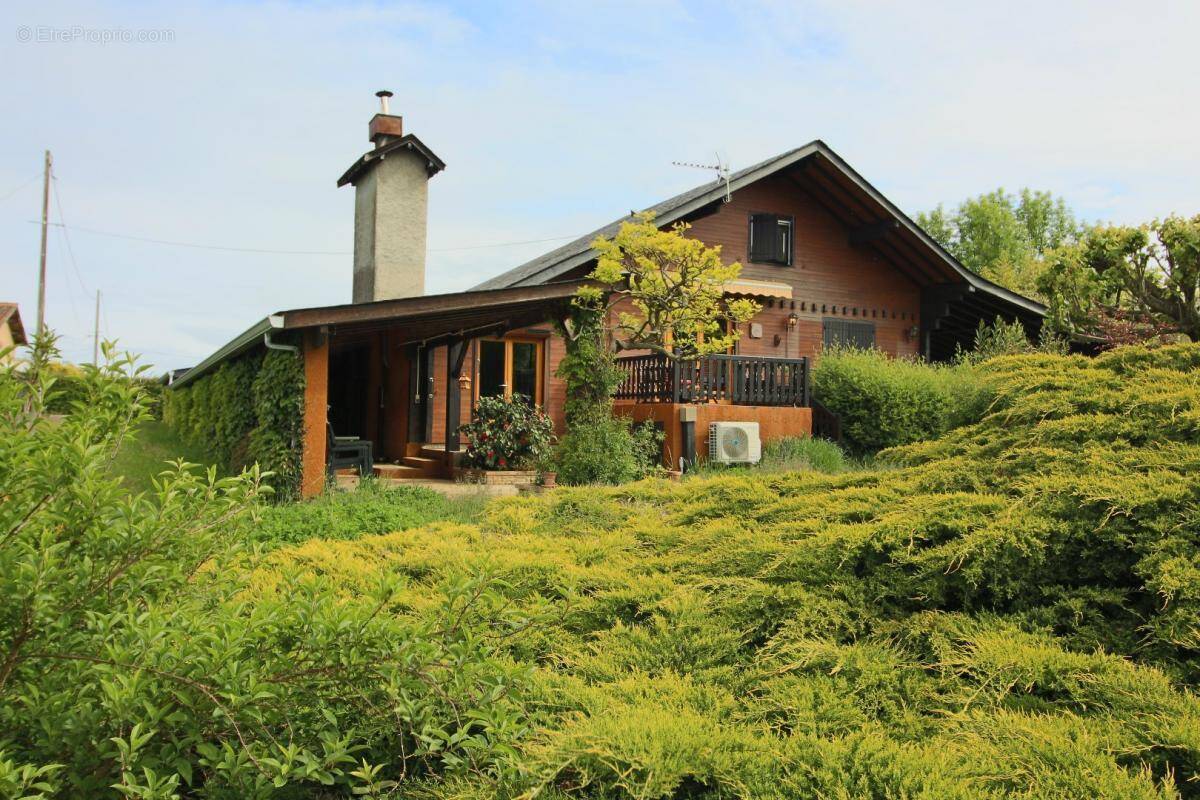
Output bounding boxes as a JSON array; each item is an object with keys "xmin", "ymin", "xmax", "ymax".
[
  {"xmin": 263, "ymin": 315, "xmax": 299, "ymax": 353},
  {"xmin": 169, "ymin": 315, "xmax": 278, "ymax": 389}
]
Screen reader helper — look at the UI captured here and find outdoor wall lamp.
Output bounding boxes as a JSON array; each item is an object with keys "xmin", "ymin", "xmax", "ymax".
[{"xmin": 787, "ymin": 312, "xmax": 799, "ymax": 328}]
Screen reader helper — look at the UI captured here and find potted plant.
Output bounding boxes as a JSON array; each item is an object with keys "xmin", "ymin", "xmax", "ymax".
[
  {"xmin": 536, "ymin": 450, "xmax": 557, "ymax": 488},
  {"xmin": 457, "ymin": 396, "xmax": 554, "ymax": 486}
]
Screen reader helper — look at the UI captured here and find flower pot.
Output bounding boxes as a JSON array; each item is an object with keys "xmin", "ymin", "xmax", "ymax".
[{"xmin": 540, "ymin": 471, "xmax": 557, "ymax": 488}]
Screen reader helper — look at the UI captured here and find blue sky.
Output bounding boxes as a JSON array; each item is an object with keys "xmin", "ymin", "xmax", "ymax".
[{"xmin": 2, "ymin": 0, "xmax": 1197, "ymax": 369}]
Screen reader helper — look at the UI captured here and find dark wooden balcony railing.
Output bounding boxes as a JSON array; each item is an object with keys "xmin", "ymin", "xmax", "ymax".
[{"xmin": 614, "ymin": 353, "xmax": 810, "ymax": 407}]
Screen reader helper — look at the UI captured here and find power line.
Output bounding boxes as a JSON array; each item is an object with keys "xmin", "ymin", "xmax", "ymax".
[
  {"xmin": 30, "ymin": 219, "xmax": 582, "ymax": 256},
  {"xmin": 0, "ymin": 173, "xmax": 42, "ymax": 206},
  {"xmin": 432, "ymin": 232, "xmax": 580, "ymax": 251},
  {"xmin": 50, "ymin": 173, "xmax": 90, "ymax": 297},
  {"xmin": 36, "ymin": 221, "xmax": 351, "ymax": 255}
]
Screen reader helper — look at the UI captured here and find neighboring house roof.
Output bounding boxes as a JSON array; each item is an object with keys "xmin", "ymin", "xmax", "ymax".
[
  {"xmin": 0, "ymin": 303, "xmax": 27, "ymax": 345},
  {"xmin": 473, "ymin": 140, "xmax": 1045, "ymax": 319}
]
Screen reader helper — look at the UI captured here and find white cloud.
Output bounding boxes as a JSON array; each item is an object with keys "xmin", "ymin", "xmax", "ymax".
[{"xmin": 0, "ymin": 0, "xmax": 1195, "ymax": 368}]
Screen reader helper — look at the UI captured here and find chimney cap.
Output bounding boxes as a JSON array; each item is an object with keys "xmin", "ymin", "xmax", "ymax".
[
  {"xmin": 375, "ymin": 89, "xmax": 393, "ymax": 99},
  {"xmin": 374, "ymin": 90, "xmax": 394, "ymax": 115}
]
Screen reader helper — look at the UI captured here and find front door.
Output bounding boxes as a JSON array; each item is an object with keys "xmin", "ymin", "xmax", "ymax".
[
  {"xmin": 407, "ymin": 344, "xmax": 435, "ymax": 444},
  {"xmin": 476, "ymin": 338, "xmax": 543, "ymax": 405}
]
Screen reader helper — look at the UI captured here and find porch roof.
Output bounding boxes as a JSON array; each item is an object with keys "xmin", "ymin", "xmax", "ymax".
[{"xmin": 171, "ymin": 281, "xmax": 584, "ymax": 389}]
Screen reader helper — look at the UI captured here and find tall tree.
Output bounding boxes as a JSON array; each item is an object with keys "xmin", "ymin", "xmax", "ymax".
[
  {"xmin": 918, "ymin": 188, "xmax": 1080, "ymax": 296},
  {"xmin": 1039, "ymin": 215, "xmax": 1200, "ymax": 343}
]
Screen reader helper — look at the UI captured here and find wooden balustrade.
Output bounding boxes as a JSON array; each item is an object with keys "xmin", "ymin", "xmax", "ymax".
[{"xmin": 614, "ymin": 353, "xmax": 810, "ymax": 407}]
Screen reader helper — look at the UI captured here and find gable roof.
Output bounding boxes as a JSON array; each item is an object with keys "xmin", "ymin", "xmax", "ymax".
[
  {"xmin": 472, "ymin": 140, "xmax": 1045, "ymax": 318},
  {"xmin": 0, "ymin": 303, "xmax": 27, "ymax": 345}
]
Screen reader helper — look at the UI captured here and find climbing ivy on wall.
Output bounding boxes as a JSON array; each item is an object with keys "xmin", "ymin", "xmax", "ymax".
[{"xmin": 163, "ymin": 346, "xmax": 305, "ymax": 501}]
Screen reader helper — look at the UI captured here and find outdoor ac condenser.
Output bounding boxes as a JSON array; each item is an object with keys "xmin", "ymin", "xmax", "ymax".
[{"xmin": 708, "ymin": 422, "xmax": 762, "ymax": 465}]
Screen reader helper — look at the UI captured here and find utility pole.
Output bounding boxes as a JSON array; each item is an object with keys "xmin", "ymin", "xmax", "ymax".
[
  {"xmin": 92, "ymin": 290, "xmax": 101, "ymax": 365},
  {"xmin": 36, "ymin": 150, "xmax": 52, "ymax": 338}
]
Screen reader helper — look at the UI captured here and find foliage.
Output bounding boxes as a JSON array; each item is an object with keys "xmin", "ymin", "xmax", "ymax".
[
  {"xmin": 813, "ymin": 346, "xmax": 991, "ymax": 454},
  {"xmin": 918, "ymin": 187, "xmax": 1080, "ymax": 296},
  {"xmin": 0, "ymin": 332, "xmax": 533, "ymax": 798},
  {"xmin": 760, "ymin": 434, "xmax": 849, "ymax": 473},
  {"xmin": 553, "ymin": 410, "xmax": 664, "ymax": 485},
  {"xmin": 162, "ymin": 346, "xmax": 304, "ymax": 500},
  {"xmin": 109, "ymin": 420, "xmax": 225, "ymax": 493},
  {"xmin": 552, "ymin": 299, "xmax": 664, "ymax": 485},
  {"xmin": 689, "ymin": 434, "xmax": 852, "ymax": 478},
  {"xmin": 460, "ymin": 394, "xmax": 554, "ymax": 470},
  {"xmin": 264, "ymin": 341, "xmax": 1200, "ymax": 798},
  {"xmin": 954, "ymin": 315, "xmax": 1069, "ymax": 366},
  {"xmin": 553, "ymin": 295, "xmax": 623, "ymax": 427},
  {"xmin": 248, "ymin": 349, "xmax": 305, "ymax": 500},
  {"xmin": 581, "ymin": 212, "xmax": 760, "ymax": 359},
  {"xmin": 242, "ymin": 479, "xmax": 489, "ymax": 548},
  {"xmin": 1039, "ymin": 215, "xmax": 1200, "ymax": 344}
]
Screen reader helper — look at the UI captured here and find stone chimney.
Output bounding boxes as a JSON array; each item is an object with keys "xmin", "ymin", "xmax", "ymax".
[{"xmin": 338, "ymin": 90, "xmax": 445, "ymax": 304}]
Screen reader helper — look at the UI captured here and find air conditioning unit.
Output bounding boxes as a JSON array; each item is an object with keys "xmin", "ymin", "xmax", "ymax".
[{"xmin": 708, "ymin": 422, "xmax": 762, "ymax": 465}]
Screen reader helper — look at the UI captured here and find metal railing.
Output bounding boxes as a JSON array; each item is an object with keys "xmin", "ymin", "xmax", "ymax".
[{"xmin": 614, "ymin": 353, "xmax": 810, "ymax": 407}]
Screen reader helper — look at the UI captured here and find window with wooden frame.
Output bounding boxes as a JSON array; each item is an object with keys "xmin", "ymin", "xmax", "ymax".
[
  {"xmin": 475, "ymin": 337, "xmax": 544, "ymax": 405},
  {"xmin": 748, "ymin": 213, "xmax": 794, "ymax": 266}
]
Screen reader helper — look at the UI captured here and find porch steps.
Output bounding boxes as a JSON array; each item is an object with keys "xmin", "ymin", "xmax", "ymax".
[
  {"xmin": 401, "ymin": 455, "xmax": 445, "ymax": 474},
  {"xmin": 372, "ymin": 463, "xmax": 428, "ymax": 480}
]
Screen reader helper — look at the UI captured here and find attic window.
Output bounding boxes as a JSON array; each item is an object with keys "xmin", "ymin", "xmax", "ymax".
[{"xmin": 748, "ymin": 213, "xmax": 793, "ymax": 265}]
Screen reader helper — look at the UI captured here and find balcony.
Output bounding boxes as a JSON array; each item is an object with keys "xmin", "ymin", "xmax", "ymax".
[{"xmin": 614, "ymin": 353, "xmax": 811, "ymax": 407}]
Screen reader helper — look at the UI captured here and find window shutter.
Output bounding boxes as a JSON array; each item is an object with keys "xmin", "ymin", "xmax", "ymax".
[{"xmin": 750, "ymin": 214, "xmax": 778, "ymax": 262}]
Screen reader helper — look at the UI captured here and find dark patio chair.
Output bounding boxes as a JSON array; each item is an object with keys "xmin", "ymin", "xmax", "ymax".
[{"xmin": 326, "ymin": 421, "xmax": 373, "ymax": 477}]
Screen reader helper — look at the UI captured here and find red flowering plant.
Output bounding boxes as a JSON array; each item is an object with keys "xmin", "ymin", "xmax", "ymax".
[{"xmin": 459, "ymin": 394, "xmax": 554, "ymax": 470}]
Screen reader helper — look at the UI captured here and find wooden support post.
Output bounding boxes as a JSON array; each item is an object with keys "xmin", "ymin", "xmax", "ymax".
[
  {"xmin": 445, "ymin": 339, "xmax": 467, "ymax": 455},
  {"xmin": 300, "ymin": 329, "xmax": 330, "ymax": 498},
  {"xmin": 801, "ymin": 356, "xmax": 811, "ymax": 407}
]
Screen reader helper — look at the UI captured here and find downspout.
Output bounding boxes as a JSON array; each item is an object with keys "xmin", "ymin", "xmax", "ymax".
[{"xmin": 263, "ymin": 314, "xmax": 299, "ymax": 353}]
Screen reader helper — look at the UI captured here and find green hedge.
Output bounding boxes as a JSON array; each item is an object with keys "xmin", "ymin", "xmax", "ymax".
[
  {"xmin": 813, "ymin": 347, "xmax": 991, "ymax": 454},
  {"xmin": 163, "ymin": 347, "xmax": 304, "ymax": 500}
]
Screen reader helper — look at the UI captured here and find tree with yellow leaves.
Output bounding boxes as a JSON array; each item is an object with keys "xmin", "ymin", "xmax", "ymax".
[{"xmin": 575, "ymin": 213, "xmax": 760, "ymax": 359}]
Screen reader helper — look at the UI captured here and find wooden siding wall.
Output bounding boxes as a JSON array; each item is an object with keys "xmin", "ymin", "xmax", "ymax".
[
  {"xmin": 335, "ymin": 174, "xmax": 926, "ymax": 455},
  {"xmin": 687, "ymin": 173, "xmax": 922, "ymax": 360},
  {"xmin": 427, "ymin": 327, "xmax": 567, "ymax": 445}
]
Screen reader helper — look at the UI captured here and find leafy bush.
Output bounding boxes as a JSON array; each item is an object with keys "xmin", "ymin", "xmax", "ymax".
[
  {"xmin": 162, "ymin": 346, "xmax": 304, "ymax": 500},
  {"xmin": 0, "ymin": 333, "xmax": 532, "ymax": 798},
  {"xmin": 460, "ymin": 395, "xmax": 554, "ymax": 470},
  {"xmin": 553, "ymin": 410, "xmax": 663, "ymax": 485},
  {"xmin": 262, "ymin": 341, "xmax": 1200, "ymax": 799},
  {"xmin": 760, "ymin": 435, "xmax": 849, "ymax": 472},
  {"xmin": 956, "ymin": 315, "xmax": 1070, "ymax": 365},
  {"xmin": 813, "ymin": 347, "xmax": 990, "ymax": 453},
  {"xmin": 243, "ymin": 479, "xmax": 489, "ymax": 548}
]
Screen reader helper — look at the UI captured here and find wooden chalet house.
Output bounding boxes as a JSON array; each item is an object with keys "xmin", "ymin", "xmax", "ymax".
[{"xmin": 173, "ymin": 95, "xmax": 1045, "ymax": 497}]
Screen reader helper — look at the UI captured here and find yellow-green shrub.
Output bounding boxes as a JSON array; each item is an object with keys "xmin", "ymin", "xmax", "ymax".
[{"xmin": 247, "ymin": 343, "xmax": 1200, "ymax": 798}]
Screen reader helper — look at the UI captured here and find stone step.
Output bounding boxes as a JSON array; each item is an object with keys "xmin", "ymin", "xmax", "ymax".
[
  {"xmin": 373, "ymin": 463, "xmax": 426, "ymax": 480},
  {"xmin": 402, "ymin": 455, "xmax": 441, "ymax": 470}
]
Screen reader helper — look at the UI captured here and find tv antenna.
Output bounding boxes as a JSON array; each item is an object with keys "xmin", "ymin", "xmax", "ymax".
[{"xmin": 672, "ymin": 152, "xmax": 732, "ymax": 203}]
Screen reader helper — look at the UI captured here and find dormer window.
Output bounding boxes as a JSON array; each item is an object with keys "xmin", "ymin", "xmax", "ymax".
[{"xmin": 748, "ymin": 213, "xmax": 794, "ymax": 266}]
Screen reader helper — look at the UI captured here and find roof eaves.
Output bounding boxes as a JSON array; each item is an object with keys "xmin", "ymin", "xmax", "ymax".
[
  {"xmin": 336, "ymin": 134, "xmax": 446, "ymax": 187},
  {"xmin": 169, "ymin": 316, "xmax": 275, "ymax": 390},
  {"xmin": 809, "ymin": 145, "xmax": 1047, "ymax": 316},
  {"xmin": 474, "ymin": 143, "xmax": 823, "ymax": 290},
  {"xmin": 0, "ymin": 303, "xmax": 26, "ymax": 345}
]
